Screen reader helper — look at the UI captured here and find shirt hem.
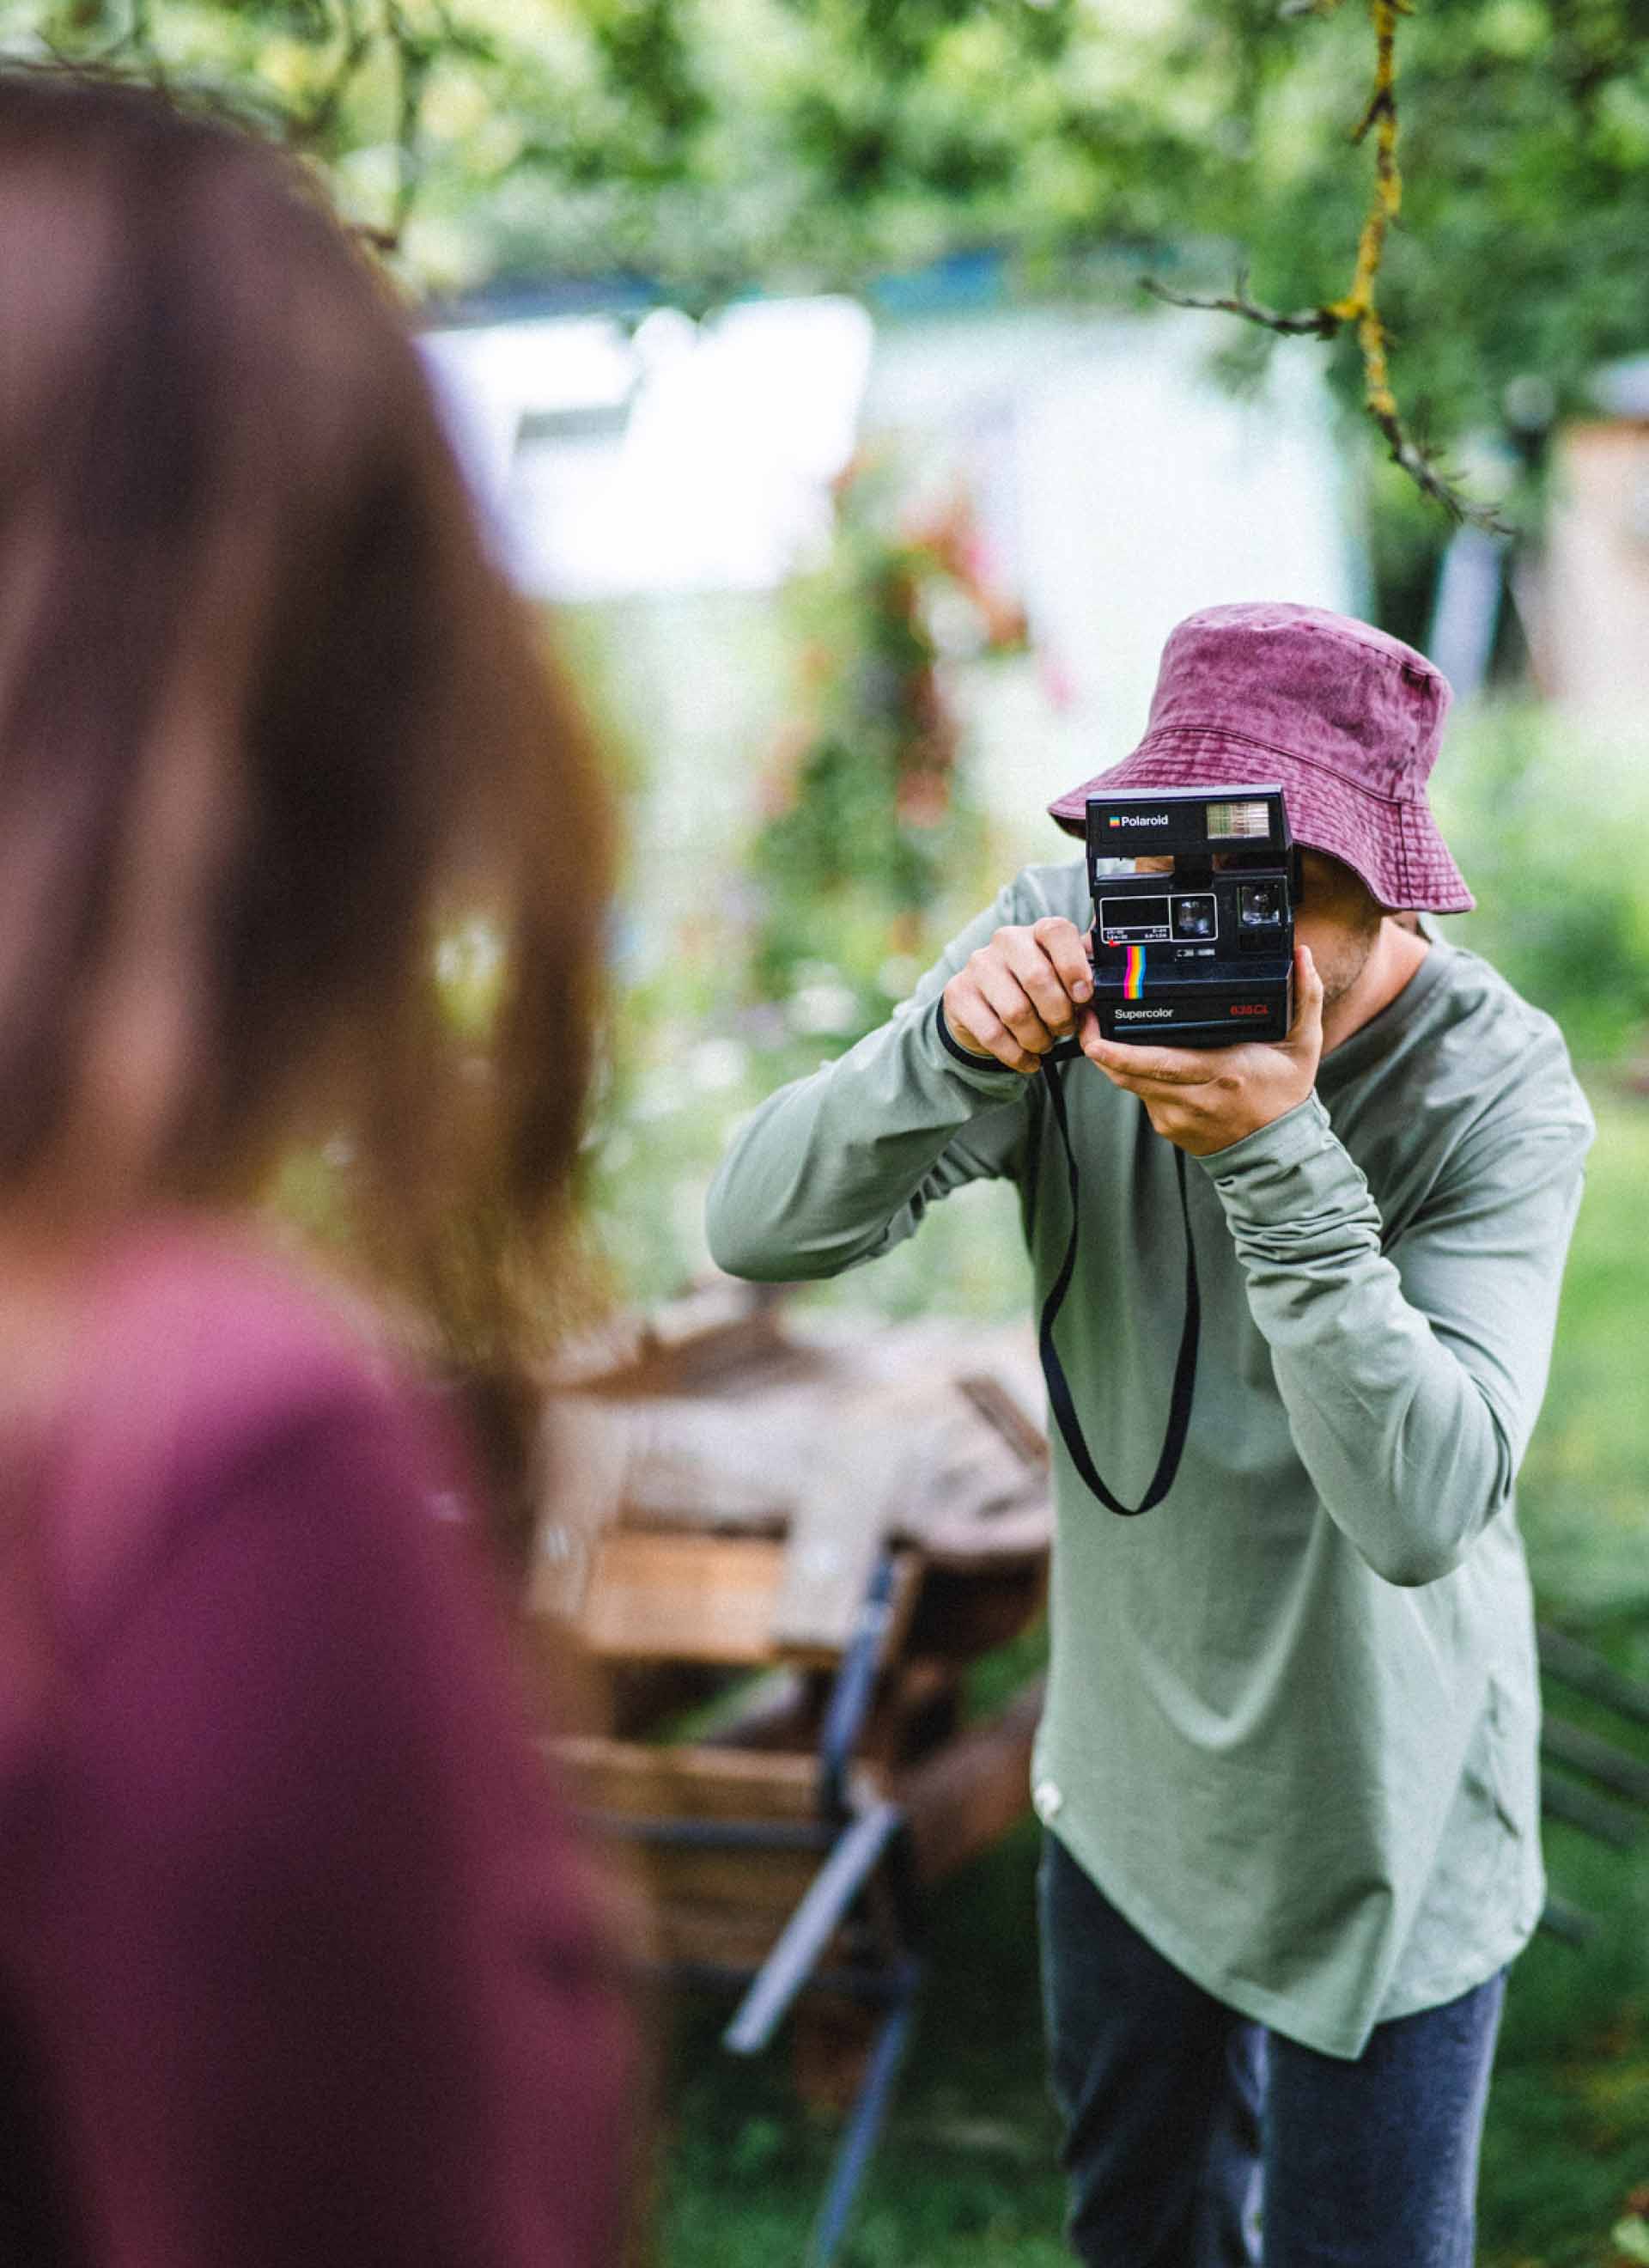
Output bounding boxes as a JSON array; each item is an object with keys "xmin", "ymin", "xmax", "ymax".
[
  {"xmin": 1044, "ymin": 1809, "xmax": 1523, "ymax": 2063},
  {"xmin": 1373, "ymin": 1879, "xmax": 1545, "ymax": 2025}
]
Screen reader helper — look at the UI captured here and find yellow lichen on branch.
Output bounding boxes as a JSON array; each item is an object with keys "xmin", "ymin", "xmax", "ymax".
[
  {"xmin": 1327, "ymin": 0, "xmax": 1404, "ymax": 423},
  {"xmin": 1144, "ymin": 0, "xmax": 1506, "ymax": 532}
]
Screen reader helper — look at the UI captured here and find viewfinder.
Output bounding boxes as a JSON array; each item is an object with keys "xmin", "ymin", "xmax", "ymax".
[{"xmin": 1172, "ymin": 895, "xmax": 1216, "ymax": 939}]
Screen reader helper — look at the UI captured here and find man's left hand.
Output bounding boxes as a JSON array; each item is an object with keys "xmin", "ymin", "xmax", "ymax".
[{"xmin": 1076, "ymin": 944, "xmax": 1324, "ymax": 1157}]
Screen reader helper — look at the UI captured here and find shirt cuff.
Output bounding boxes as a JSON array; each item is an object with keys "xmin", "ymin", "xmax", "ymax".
[
  {"xmin": 1197, "ymin": 1092, "xmax": 1336, "ymax": 1178},
  {"xmin": 1197, "ymin": 1091, "xmax": 1380, "ymax": 1241}
]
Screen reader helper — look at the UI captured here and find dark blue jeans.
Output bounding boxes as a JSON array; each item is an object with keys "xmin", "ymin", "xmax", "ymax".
[{"xmin": 1038, "ymin": 1832, "xmax": 1506, "ymax": 2268}]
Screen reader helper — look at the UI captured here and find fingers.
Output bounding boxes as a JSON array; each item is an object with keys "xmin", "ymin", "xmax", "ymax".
[
  {"xmin": 942, "ymin": 959, "xmax": 1053, "ymax": 1073},
  {"xmin": 1288, "ymin": 943, "xmax": 1324, "ymax": 1046},
  {"xmin": 1023, "ymin": 917, "xmax": 1094, "ymax": 1013},
  {"xmin": 1080, "ymin": 1033, "xmax": 1224, "ymax": 1087},
  {"xmin": 943, "ymin": 989, "xmax": 1044, "ymax": 1075},
  {"xmin": 942, "ymin": 918, "xmax": 1093, "ymax": 1076},
  {"xmin": 989, "ymin": 918, "xmax": 1092, "ymax": 1046}
]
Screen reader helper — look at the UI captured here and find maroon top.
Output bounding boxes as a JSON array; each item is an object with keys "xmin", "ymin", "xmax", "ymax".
[{"xmin": 0, "ymin": 1224, "xmax": 636, "ymax": 2267}]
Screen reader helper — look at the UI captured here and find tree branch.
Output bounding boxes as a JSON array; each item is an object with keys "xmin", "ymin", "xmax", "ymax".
[
  {"xmin": 1142, "ymin": 272, "xmax": 1340, "ymax": 338},
  {"xmin": 1371, "ymin": 406, "xmax": 1508, "ymax": 531},
  {"xmin": 1147, "ymin": 0, "xmax": 1506, "ymax": 533}
]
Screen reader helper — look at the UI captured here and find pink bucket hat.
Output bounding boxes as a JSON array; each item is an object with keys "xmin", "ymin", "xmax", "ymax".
[{"xmin": 1047, "ymin": 602, "xmax": 1473, "ymax": 913}]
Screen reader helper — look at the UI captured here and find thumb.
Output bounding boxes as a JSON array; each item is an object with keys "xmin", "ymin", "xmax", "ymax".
[{"xmin": 1288, "ymin": 943, "xmax": 1324, "ymax": 1049}]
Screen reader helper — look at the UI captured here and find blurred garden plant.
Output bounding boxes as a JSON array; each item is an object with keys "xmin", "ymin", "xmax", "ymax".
[
  {"xmin": 1429, "ymin": 704, "xmax": 1649, "ymax": 1066},
  {"xmin": 750, "ymin": 456, "xmax": 1024, "ymax": 1067}
]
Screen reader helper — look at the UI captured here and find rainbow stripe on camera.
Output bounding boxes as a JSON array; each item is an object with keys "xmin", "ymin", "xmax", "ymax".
[{"xmin": 1123, "ymin": 945, "xmax": 1146, "ymax": 999}]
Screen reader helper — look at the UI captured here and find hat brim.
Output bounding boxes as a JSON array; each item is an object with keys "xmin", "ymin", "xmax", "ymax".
[{"xmin": 1047, "ymin": 736, "xmax": 1474, "ymax": 915}]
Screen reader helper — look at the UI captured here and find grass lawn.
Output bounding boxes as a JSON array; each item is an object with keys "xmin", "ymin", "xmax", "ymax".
[
  {"xmin": 1476, "ymin": 1082, "xmax": 1649, "ymax": 2268},
  {"xmin": 651, "ymin": 1076, "xmax": 1649, "ymax": 2265}
]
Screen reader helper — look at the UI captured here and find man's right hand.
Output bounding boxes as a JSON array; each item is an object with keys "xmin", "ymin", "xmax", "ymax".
[{"xmin": 940, "ymin": 916, "xmax": 1095, "ymax": 1075}]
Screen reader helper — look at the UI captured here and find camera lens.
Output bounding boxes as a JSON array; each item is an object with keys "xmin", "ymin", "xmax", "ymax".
[{"xmin": 1239, "ymin": 883, "xmax": 1282, "ymax": 927}]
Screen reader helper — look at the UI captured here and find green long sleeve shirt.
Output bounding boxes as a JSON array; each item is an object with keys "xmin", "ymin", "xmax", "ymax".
[{"xmin": 706, "ymin": 859, "xmax": 1594, "ymax": 2057}]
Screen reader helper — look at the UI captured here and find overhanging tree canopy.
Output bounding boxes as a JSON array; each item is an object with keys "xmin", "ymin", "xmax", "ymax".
[{"xmin": 10, "ymin": 2, "xmax": 1649, "ymax": 521}]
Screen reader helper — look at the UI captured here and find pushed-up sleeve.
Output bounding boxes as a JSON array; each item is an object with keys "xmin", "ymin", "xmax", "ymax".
[
  {"xmin": 1199, "ymin": 1057, "xmax": 1593, "ymax": 1588},
  {"xmin": 705, "ymin": 880, "xmax": 1044, "ymax": 1283}
]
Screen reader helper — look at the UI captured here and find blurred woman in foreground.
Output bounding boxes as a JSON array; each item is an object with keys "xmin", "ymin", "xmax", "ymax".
[{"xmin": 0, "ymin": 70, "xmax": 635, "ymax": 2266}]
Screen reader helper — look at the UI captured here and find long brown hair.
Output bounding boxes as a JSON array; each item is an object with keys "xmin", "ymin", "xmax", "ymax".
[{"xmin": 0, "ymin": 71, "xmax": 612, "ymax": 1550}]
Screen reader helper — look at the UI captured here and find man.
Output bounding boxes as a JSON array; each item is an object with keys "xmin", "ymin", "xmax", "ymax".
[{"xmin": 705, "ymin": 602, "xmax": 1593, "ymax": 2266}]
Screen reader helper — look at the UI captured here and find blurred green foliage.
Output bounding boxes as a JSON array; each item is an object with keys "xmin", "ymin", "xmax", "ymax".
[
  {"xmin": 569, "ymin": 566, "xmax": 1037, "ymax": 1315},
  {"xmin": 11, "ymin": 1, "xmax": 1649, "ymax": 492},
  {"xmin": 1432, "ymin": 704, "xmax": 1649, "ymax": 1064},
  {"xmin": 749, "ymin": 456, "xmax": 1023, "ymax": 1053}
]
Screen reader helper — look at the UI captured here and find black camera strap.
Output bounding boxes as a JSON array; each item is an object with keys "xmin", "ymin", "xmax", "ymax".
[{"xmin": 1037, "ymin": 1056, "xmax": 1200, "ymax": 1517}]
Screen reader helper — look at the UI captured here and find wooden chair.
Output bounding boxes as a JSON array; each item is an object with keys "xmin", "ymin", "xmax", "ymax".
[
  {"xmin": 551, "ymin": 1528, "xmax": 930, "ymax": 2266},
  {"xmin": 533, "ymin": 1291, "xmax": 1052, "ymax": 2263}
]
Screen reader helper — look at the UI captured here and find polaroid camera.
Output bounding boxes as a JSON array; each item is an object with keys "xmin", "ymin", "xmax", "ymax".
[{"xmin": 1083, "ymin": 786, "xmax": 1299, "ymax": 1046}]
